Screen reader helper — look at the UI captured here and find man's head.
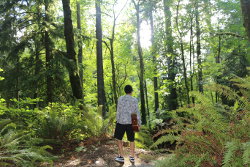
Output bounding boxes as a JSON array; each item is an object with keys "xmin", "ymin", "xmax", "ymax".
[{"xmin": 124, "ymin": 85, "xmax": 133, "ymax": 94}]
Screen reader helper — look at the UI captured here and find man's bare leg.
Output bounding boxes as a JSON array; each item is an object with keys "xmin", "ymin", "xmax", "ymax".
[
  {"xmin": 130, "ymin": 142, "xmax": 135, "ymax": 157},
  {"xmin": 117, "ymin": 140, "xmax": 124, "ymax": 156}
]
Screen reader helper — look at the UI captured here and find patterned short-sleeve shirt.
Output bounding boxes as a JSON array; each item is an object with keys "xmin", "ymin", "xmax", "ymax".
[{"xmin": 116, "ymin": 95, "xmax": 141, "ymax": 125}]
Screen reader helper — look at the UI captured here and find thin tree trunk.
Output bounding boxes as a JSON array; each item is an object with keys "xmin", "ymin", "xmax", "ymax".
[
  {"xmin": 34, "ymin": 41, "xmax": 41, "ymax": 108},
  {"xmin": 195, "ymin": 0, "xmax": 203, "ymax": 93},
  {"xmin": 45, "ymin": 0, "xmax": 53, "ymax": 104},
  {"xmin": 132, "ymin": 0, "xmax": 146, "ymax": 125},
  {"xmin": 77, "ymin": 1, "xmax": 84, "ymax": 102},
  {"xmin": 110, "ymin": 17, "xmax": 118, "ymax": 106},
  {"xmin": 180, "ymin": 41, "xmax": 190, "ymax": 104},
  {"xmin": 144, "ymin": 80, "xmax": 150, "ymax": 127},
  {"xmin": 34, "ymin": 43, "xmax": 39, "ymax": 100},
  {"xmin": 34, "ymin": 5, "xmax": 42, "ymax": 107},
  {"xmin": 176, "ymin": 0, "xmax": 190, "ymax": 104},
  {"xmin": 14, "ymin": 20, "xmax": 19, "ymax": 102},
  {"xmin": 105, "ymin": 1, "xmax": 128, "ymax": 106},
  {"xmin": 149, "ymin": 5, "xmax": 159, "ymax": 113},
  {"xmin": 178, "ymin": 87, "xmax": 183, "ymax": 107},
  {"xmin": 163, "ymin": 0, "xmax": 178, "ymax": 110},
  {"xmin": 215, "ymin": 34, "xmax": 221, "ymax": 103},
  {"xmin": 96, "ymin": 0, "xmax": 106, "ymax": 117},
  {"xmin": 62, "ymin": 0, "xmax": 83, "ymax": 100},
  {"xmin": 189, "ymin": 16, "xmax": 195, "ymax": 104},
  {"xmin": 240, "ymin": 0, "xmax": 250, "ymax": 41},
  {"xmin": 16, "ymin": 57, "xmax": 20, "ymax": 101}
]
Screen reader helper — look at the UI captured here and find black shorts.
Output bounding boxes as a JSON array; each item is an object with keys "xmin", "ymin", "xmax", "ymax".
[{"xmin": 114, "ymin": 123, "xmax": 135, "ymax": 142}]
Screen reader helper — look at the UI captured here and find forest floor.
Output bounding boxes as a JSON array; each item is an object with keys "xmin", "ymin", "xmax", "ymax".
[{"xmin": 51, "ymin": 137, "xmax": 163, "ymax": 167}]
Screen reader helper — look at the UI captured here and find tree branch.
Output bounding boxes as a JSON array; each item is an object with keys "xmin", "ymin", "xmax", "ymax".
[
  {"xmin": 215, "ymin": 32, "xmax": 245, "ymax": 39},
  {"xmin": 103, "ymin": 40, "xmax": 111, "ymax": 52}
]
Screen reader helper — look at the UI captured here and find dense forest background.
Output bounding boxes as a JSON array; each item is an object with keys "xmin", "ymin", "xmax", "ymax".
[{"xmin": 0, "ymin": 0, "xmax": 250, "ymax": 166}]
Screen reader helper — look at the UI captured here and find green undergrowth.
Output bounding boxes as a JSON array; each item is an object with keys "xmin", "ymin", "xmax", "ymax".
[
  {"xmin": 0, "ymin": 98, "xmax": 116, "ymax": 166},
  {"xmin": 154, "ymin": 76, "xmax": 250, "ymax": 167},
  {"xmin": 0, "ymin": 119, "xmax": 54, "ymax": 166}
]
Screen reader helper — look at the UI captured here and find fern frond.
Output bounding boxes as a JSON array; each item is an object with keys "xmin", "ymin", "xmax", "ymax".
[
  {"xmin": 223, "ymin": 140, "xmax": 239, "ymax": 166},
  {"xmin": 242, "ymin": 142, "xmax": 250, "ymax": 165},
  {"xmin": 231, "ymin": 77, "xmax": 250, "ymax": 90},
  {"xmin": 150, "ymin": 134, "xmax": 179, "ymax": 149},
  {"xmin": 0, "ymin": 119, "xmax": 11, "ymax": 130}
]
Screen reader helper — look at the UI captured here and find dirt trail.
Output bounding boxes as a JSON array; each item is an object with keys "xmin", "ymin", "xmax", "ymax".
[{"xmin": 54, "ymin": 139, "xmax": 157, "ymax": 167}]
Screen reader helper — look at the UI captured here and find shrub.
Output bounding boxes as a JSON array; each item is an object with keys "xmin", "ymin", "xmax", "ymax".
[
  {"xmin": 36, "ymin": 103, "xmax": 81, "ymax": 141},
  {"xmin": 154, "ymin": 76, "xmax": 250, "ymax": 167},
  {"xmin": 79, "ymin": 105, "xmax": 116, "ymax": 138},
  {"xmin": 0, "ymin": 119, "xmax": 54, "ymax": 166},
  {"xmin": 135, "ymin": 126, "xmax": 154, "ymax": 149}
]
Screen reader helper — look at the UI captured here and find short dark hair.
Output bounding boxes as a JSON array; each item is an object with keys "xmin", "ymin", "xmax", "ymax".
[{"xmin": 124, "ymin": 85, "xmax": 133, "ymax": 94}]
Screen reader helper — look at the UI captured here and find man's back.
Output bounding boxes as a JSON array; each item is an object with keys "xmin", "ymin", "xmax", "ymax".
[
  {"xmin": 116, "ymin": 95, "xmax": 141, "ymax": 125},
  {"xmin": 114, "ymin": 85, "xmax": 140, "ymax": 163}
]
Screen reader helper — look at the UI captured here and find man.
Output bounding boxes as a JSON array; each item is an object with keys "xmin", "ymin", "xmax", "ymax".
[{"xmin": 114, "ymin": 85, "xmax": 141, "ymax": 163}]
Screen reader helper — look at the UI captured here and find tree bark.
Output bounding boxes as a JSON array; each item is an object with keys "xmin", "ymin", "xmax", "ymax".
[
  {"xmin": 164, "ymin": 0, "xmax": 178, "ymax": 109},
  {"xmin": 132, "ymin": 0, "xmax": 146, "ymax": 125},
  {"xmin": 34, "ymin": 41, "xmax": 41, "ymax": 107},
  {"xmin": 195, "ymin": 0, "xmax": 203, "ymax": 93},
  {"xmin": 77, "ymin": 1, "xmax": 84, "ymax": 101},
  {"xmin": 189, "ymin": 15, "xmax": 195, "ymax": 104},
  {"xmin": 176, "ymin": 0, "xmax": 190, "ymax": 104},
  {"xmin": 144, "ymin": 80, "xmax": 150, "ymax": 127},
  {"xmin": 240, "ymin": 0, "xmax": 250, "ymax": 41},
  {"xmin": 149, "ymin": 4, "xmax": 159, "ymax": 113},
  {"xmin": 96, "ymin": 0, "xmax": 106, "ymax": 117},
  {"xmin": 45, "ymin": 0, "xmax": 53, "ymax": 104},
  {"xmin": 215, "ymin": 34, "xmax": 221, "ymax": 103},
  {"xmin": 110, "ymin": 14, "xmax": 118, "ymax": 106},
  {"xmin": 62, "ymin": 0, "xmax": 83, "ymax": 100},
  {"xmin": 105, "ymin": 1, "xmax": 128, "ymax": 106},
  {"xmin": 180, "ymin": 41, "xmax": 190, "ymax": 104},
  {"xmin": 33, "ymin": 4, "xmax": 42, "ymax": 108}
]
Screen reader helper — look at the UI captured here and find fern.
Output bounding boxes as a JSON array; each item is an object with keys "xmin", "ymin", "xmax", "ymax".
[
  {"xmin": 155, "ymin": 153, "xmax": 212, "ymax": 167},
  {"xmin": 150, "ymin": 134, "xmax": 179, "ymax": 149},
  {"xmin": 135, "ymin": 126, "xmax": 154, "ymax": 148},
  {"xmin": 81, "ymin": 105, "xmax": 116, "ymax": 137},
  {"xmin": 223, "ymin": 140, "xmax": 240, "ymax": 167},
  {"xmin": 242, "ymin": 142, "xmax": 250, "ymax": 165},
  {"xmin": 0, "ymin": 120, "xmax": 54, "ymax": 166},
  {"xmin": 222, "ymin": 140, "xmax": 250, "ymax": 167},
  {"xmin": 154, "ymin": 76, "xmax": 250, "ymax": 166},
  {"xmin": 0, "ymin": 119, "xmax": 11, "ymax": 129}
]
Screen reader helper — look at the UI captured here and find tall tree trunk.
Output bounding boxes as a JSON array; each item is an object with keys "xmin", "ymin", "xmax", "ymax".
[
  {"xmin": 95, "ymin": 0, "xmax": 106, "ymax": 117},
  {"xmin": 77, "ymin": 1, "xmax": 84, "ymax": 101},
  {"xmin": 215, "ymin": 34, "xmax": 221, "ymax": 103},
  {"xmin": 110, "ymin": 17, "xmax": 118, "ymax": 106},
  {"xmin": 164, "ymin": 0, "xmax": 178, "ymax": 110},
  {"xmin": 144, "ymin": 80, "xmax": 150, "ymax": 127},
  {"xmin": 16, "ymin": 57, "xmax": 20, "ymax": 101},
  {"xmin": 62, "ymin": 0, "xmax": 83, "ymax": 100},
  {"xmin": 110, "ymin": 1, "xmax": 128, "ymax": 105},
  {"xmin": 34, "ymin": 40, "xmax": 42, "ymax": 108},
  {"xmin": 195, "ymin": 0, "xmax": 203, "ymax": 93},
  {"xmin": 240, "ymin": 0, "xmax": 250, "ymax": 41},
  {"xmin": 180, "ymin": 41, "xmax": 190, "ymax": 104},
  {"xmin": 176, "ymin": 0, "xmax": 190, "ymax": 104},
  {"xmin": 45, "ymin": 0, "xmax": 53, "ymax": 104},
  {"xmin": 189, "ymin": 16, "xmax": 195, "ymax": 104},
  {"xmin": 34, "ymin": 4, "xmax": 42, "ymax": 107},
  {"xmin": 149, "ymin": 5, "xmax": 159, "ymax": 113},
  {"xmin": 105, "ymin": 1, "xmax": 128, "ymax": 106},
  {"xmin": 132, "ymin": 0, "xmax": 146, "ymax": 125}
]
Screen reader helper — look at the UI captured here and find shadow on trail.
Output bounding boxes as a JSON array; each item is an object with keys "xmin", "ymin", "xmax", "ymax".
[{"xmin": 53, "ymin": 139, "xmax": 155, "ymax": 167}]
